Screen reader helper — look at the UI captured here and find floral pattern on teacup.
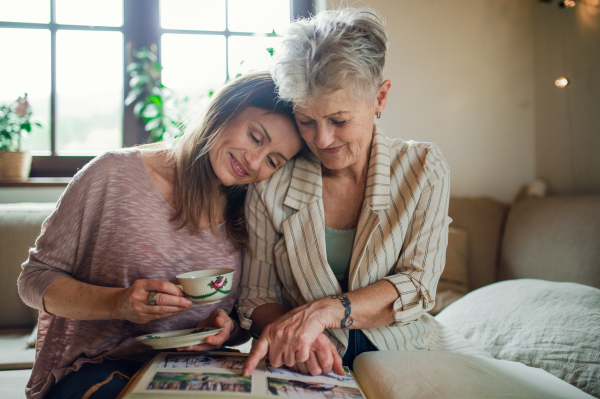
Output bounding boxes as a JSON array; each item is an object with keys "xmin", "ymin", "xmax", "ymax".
[{"xmin": 211, "ymin": 276, "xmax": 226, "ymax": 290}]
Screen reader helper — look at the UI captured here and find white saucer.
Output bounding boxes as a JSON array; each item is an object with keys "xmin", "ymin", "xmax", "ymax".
[{"xmin": 135, "ymin": 327, "xmax": 224, "ymax": 350}]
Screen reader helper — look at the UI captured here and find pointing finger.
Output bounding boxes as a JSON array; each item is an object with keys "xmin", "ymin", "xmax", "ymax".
[{"xmin": 243, "ymin": 337, "xmax": 269, "ymax": 377}]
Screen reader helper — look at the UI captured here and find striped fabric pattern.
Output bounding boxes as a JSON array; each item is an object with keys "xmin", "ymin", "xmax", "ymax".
[{"xmin": 238, "ymin": 128, "xmax": 479, "ymax": 356}]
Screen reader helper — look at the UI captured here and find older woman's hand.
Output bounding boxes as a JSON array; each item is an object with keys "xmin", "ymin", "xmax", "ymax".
[
  {"xmin": 113, "ymin": 279, "xmax": 192, "ymax": 324},
  {"xmin": 242, "ymin": 302, "xmax": 344, "ymax": 377},
  {"xmin": 176, "ymin": 308, "xmax": 235, "ymax": 351},
  {"xmin": 288, "ymin": 333, "xmax": 343, "ymax": 376}
]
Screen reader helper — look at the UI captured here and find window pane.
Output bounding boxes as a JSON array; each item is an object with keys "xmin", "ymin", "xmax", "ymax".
[
  {"xmin": 228, "ymin": 0, "xmax": 290, "ymax": 34},
  {"xmin": 161, "ymin": 34, "xmax": 226, "ymax": 102},
  {"xmin": 160, "ymin": 0, "xmax": 225, "ymax": 31},
  {"xmin": 228, "ymin": 36, "xmax": 280, "ymax": 78},
  {"xmin": 56, "ymin": 30, "xmax": 123, "ymax": 154},
  {"xmin": 56, "ymin": 0, "xmax": 123, "ymax": 27},
  {"xmin": 0, "ymin": 28, "xmax": 51, "ymax": 153},
  {"xmin": 0, "ymin": 0, "xmax": 50, "ymax": 23}
]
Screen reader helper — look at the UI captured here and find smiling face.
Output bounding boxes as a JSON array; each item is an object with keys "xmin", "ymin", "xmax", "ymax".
[
  {"xmin": 209, "ymin": 106, "xmax": 302, "ymax": 186},
  {"xmin": 293, "ymin": 83, "xmax": 390, "ymax": 172}
]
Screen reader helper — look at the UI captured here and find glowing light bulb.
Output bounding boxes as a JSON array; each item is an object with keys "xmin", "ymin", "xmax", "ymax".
[
  {"xmin": 563, "ymin": 0, "xmax": 576, "ymax": 7},
  {"xmin": 555, "ymin": 77, "xmax": 569, "ymax": 88}
]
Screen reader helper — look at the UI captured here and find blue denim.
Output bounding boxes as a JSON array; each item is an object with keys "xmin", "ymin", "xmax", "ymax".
[
  {"xmin": 46, "ymin": 359, "xmax": 143, "ymax": 399},
  {"xmin": 342, "ymin": 330, "xmax": 378, "ymax": 370}
]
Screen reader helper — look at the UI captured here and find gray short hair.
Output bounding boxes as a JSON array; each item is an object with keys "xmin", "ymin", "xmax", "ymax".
[{"xmin": 271, "ymin": 7, "xmax": 388, "ymax": 104}]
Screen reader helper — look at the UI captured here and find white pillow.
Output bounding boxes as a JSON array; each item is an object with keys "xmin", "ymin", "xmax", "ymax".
[{"xmin": 436, "ymin": 279, "xmax": 600, "ymax": 397}]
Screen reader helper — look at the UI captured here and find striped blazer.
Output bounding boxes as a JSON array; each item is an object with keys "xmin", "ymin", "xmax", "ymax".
[{"xmin": 237, "ymin": 128, "xmax": 452, "ymax": 355}]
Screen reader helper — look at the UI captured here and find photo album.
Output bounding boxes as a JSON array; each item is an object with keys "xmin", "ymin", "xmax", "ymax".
[{"xmin": 119, "ymin": 351, "xmax": 367, "ymax": 399}]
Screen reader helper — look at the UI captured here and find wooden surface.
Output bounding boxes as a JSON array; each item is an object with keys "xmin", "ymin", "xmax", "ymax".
[{"xmin": 0, "ymin": 178, "xmax": 71, "ymax": 187}]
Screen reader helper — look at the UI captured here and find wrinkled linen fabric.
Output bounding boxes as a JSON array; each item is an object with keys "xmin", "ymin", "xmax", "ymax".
[
  {"xmin": 436, "ymin": 279, "xmax": 600, "ymax": 397},
  {"xmin": 18, "ymin": 149, "xmax": 242, "ymax": 399}
]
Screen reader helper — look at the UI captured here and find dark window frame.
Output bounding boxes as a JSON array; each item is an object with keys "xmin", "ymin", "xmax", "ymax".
[{"xmin": 0, "ymin": 0, "xmax": 312, "ymax": 178}]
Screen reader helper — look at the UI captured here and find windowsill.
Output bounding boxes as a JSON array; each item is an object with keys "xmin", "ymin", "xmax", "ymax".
[{"xmin": 0, "ymin": 178, "xmax": 71, "ymax": 187}]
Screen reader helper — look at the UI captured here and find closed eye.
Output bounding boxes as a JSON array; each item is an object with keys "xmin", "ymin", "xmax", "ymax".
[
  {"xmin": 332, "ymin": 120, "xmax": 347, "ymax": 126},
  {"xmin": 299, "ymin": 120, "xmax": 315, "ymax": 127},
  {"xmin": 268, "ymin": 156, "xmax": 278, "ymax": 169},
  {"xmin": 248, "ymin": 131, "xmax": 260, "ymax": 144}
]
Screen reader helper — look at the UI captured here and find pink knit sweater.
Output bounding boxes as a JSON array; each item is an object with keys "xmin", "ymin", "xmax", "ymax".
[{"xmin": 18, "ymin": 149, "xmax": 241, "ymax": 399}]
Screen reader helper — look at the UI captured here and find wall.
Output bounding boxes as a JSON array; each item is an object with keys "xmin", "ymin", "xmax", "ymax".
[
  {"xmin": 533, "ymin": 1, "xmax": 600, "ymax": 195},
  {"xmin": 324, "ymin": 0, "xmax": 536, "ymax": 203}
]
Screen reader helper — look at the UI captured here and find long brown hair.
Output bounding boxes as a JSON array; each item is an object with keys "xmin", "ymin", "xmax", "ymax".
[{"xmin": 169, "ymin": 71, "xmax": 296, "ymax": 251}]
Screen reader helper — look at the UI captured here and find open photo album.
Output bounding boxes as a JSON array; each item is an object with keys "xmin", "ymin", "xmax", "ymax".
[{"xmin": 119, "ymin": 351, "xmax": 367, "ymax": 399}]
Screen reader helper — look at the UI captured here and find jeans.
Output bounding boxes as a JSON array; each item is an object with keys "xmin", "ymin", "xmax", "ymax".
[
  {"xmin": 46, "ymin": 359, "xmax": 143, "ymax": 399},
  {"xmin": 342, "ymin": 330, "xmax": 378, "ymax": 370}
]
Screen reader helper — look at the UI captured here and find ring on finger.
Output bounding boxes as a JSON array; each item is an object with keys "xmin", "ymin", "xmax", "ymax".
[{"xmin": 149, "ymin": 291, "xmax": 157, "ymax": 306}]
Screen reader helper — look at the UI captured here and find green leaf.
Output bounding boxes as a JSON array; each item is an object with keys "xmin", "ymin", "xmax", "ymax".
[
  {"xmin": 147, "ymin": 94, "xmax": 162, "ymax": 105},
  {"xmin": 130, "ymin": 75, "xmax": 150, "ymax": 89},
  {"xmin": 144, "ymin": 118, "xmax": 162, "ymax": 131},
  {"xmin": 126, "ymin": 62, "xmax": 140, "ymax": 73},
  {"xmin": 133, "ymin": 102, "xmax": 146, "ymax": 117},
  {"xmin": 135, "ymin": 49, "xmax": 157, "ymax": 63},
  {"xmin": 125, "ymin": 88, "xmax": 143, "ymax": 106},
  {"xmin": 151, "ymin": 86, "xmax": 164, "ymax": 96},
  {"xmin": 142, "ymin": 104, "xmax": 159, "ymax": 119}
]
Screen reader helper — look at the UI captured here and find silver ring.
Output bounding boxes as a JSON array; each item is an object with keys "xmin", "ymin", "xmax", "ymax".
[{"xmin": 149, "ymin": 291, "xmax": 157, "ymax": 306}]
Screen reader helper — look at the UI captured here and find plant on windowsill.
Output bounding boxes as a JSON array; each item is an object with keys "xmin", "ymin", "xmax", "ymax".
[
  {"xmin": 0, "ymin": 94, "xmax": 41, "ymax": 181},
  {"xmin": 125, "ymin": 47, "xmax": 187, "ymax": 143}
]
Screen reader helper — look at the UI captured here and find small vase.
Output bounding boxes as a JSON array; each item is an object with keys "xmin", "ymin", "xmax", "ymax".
[{"xmin": 0, "ymin": 151, "xmax": 32, "ymax": 181}]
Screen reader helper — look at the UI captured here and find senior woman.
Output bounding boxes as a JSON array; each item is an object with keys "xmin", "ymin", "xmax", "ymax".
[{"xmin": 238, "ymin": 8, "xmax": 487, "ymax": 377}]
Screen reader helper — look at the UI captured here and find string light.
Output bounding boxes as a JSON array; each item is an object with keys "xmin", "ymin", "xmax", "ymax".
[
  {"xmin": 559, "ymin": 0, "xmax": 576, "ymax": 7},
  {"xmin": 555, "ymin": 77, "xmax": 569, "ymax": 88}
]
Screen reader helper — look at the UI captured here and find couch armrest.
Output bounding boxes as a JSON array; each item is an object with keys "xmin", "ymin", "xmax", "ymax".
[{"xmin": 0, "ymin": 203, "xmax": 56, "ymax": 329}]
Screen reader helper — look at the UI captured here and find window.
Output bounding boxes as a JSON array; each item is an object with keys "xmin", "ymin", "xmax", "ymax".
[{"xmin": 0, "ymin": 0, "xmax": 311, "ymax": 177}]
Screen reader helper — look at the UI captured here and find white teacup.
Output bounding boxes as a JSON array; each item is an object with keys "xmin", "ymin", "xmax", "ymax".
[{"xmin": 176, "ymin": 268, "xmax": 235, "ymax": 305}]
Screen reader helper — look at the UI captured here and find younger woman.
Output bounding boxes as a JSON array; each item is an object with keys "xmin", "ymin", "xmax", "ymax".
[{"xmin": 18, "ymin": 71, "xmax": 302, "ymax": 399}]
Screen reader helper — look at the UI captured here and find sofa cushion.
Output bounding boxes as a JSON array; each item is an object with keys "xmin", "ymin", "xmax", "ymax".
[
  {"xmin": 0, "ymin": 203, "xmax": 55, "ymax": 329},
  {"xmin": 436, "ymin": 279, "xmax": 600, "ymax": 397},
  {"xmin": 0, "ymin": 329, "xmax": 36, "ymax": 371},
  {"xmin": 499, "ymin": 196, "xmax": 600, "ymax": 289},
  {"xmin": 430, "ymin": 227, "xmax": 469, "ymax": 314},
  {"xmin": 448, "ymin": 197, "xmax": 508, "ymax": 290},
  {"xmin": 354, "ymin": 350, "xmax": 594, "ymax": 399},
  {"xmin": 0, "ymin": 368, "xmax": 32, "ymax": 399}
]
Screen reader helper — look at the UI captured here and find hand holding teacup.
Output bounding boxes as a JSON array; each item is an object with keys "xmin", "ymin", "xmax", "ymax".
[
  {"xmin": 176, "ymin": 308, "xmax": 236, "ymax": 351},
  {"xmin": 113, "ymin": 279, "xmax": 192, "ymax": 324}
]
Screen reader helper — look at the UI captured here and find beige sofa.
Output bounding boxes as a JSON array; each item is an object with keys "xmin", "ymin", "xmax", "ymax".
[{"xmin": 0, "ymin": 196, "xmax": 598, "ymax": 398}]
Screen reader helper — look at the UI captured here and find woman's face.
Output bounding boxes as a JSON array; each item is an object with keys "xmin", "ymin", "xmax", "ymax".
[
  {"xmin": 293, "ymin": 84, "xmax": 389, "ymax": 171},
  {"xmin": 209, "ymin": 106, "xmax": 302, "ymax": 186}
]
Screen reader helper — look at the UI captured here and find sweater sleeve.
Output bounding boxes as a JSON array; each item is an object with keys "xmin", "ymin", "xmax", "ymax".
[{"xmin": 18, "ymin": 153, "xmax": 115, "ymax": 311}]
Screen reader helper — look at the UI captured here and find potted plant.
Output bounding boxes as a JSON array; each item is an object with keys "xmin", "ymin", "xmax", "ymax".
[
  {"xmin": 0, "ymin": 94, "xmax": 41, "ymax": 181},
  {"xmin": 125, "ymin": 47, "xmax": 187, "ymax": 143}
]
